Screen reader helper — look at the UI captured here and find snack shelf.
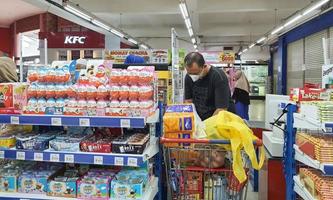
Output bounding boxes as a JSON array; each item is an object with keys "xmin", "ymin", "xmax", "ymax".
[
  {"xmin": 293, "ymin": 175, "xmax": 315, "ymax": 200},
  {"xmin": 0, "ymin": 109, "xmax": 159, "ymax": 128},
  {"xmin": 0, "ymin": 137, "xmax": 159, "ymax": 167},
  {"xmin": 0, "ymin": 176, "xmax": 158, "ymax": 200},
  {"xmin": 294, "ymin": 113, "xmax": 333, "ymax": 133},
  {"xmin": 294, "ymin": 144, "xmax": 333, "ymax": 176}
]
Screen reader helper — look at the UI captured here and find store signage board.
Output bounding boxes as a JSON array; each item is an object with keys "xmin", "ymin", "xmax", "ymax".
[
  {"xmin": 201, "ymin": 51, "xmax": 235, "ymax": 64},
  {"xmin": 106, "ymin": 49, "xmax": 150, "ymax": 64},
  {"xmin": 150, "ymin": 49, "xmax": 169, "ymax": 64},
  {"xmin": 322, "ymin": 64, "xmax": 333, "ymax": 88},
  {"xmin": 39, "ymin": 31, "xmax": 105, "ymax": 48}
]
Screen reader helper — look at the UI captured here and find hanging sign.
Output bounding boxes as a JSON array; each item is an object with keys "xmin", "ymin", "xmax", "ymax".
[
  {"xmin": 201, "ymin": 51, "xmax": 235, "ymax": 64},
  {"xmin": 105, "ymin": 49, "xmax": 150, "ymax": 63},
  {"xmin": 322, "ymin": 64, "xmax": 333, "ymax": 88}
]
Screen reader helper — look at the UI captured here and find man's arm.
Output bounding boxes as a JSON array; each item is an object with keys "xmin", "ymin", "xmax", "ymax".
[
  {"xmin": 213, "ymin": 71, "xmax": 231, "ymax": 115},
  {"xmin": 184, "ymin": 75, "xmax": 193, "ymax": 103}
]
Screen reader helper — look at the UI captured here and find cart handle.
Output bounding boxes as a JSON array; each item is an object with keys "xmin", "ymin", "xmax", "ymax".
[{"xmin": 160, "ymin": 137, "xmax": 263, "ymax": 146}]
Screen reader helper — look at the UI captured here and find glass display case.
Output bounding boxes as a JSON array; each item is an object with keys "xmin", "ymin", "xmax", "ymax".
[{"xmin": 242, "ymin": 65, "xmax": 268, "ymax": 97}]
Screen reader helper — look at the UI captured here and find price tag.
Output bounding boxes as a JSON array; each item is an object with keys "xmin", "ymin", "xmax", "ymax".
[
  {"xmin": 94, "ymin": 156, "xmax": 103, "ymax": 165},
  {"xmin": 127, "ymin": 158, "xmax": 138, "ymax": 167},
  {"xmin": 16, "ymin": 152, "xmax": 25, "ymax": 160},
  {"xmin": 64, "ymin": 154, "xmax": 74, "ymax": 163},
  {"xmin": 10, "ymin": 116, "xmax": 19, "ymax": 124},
  {"xmin": 50, "ymin": 154, "xmax": 60, "ymax": 162},
  {"xmin": 79, "ymin": 118, "xmax": 90, "ymax": 127},
  {"xmin": 0, "ymin": 151, "xmax": 4, "ymax": 159},
  {"xmin": 34, "ymin": 153, "xmax": 43, "ymax": 161},
  {"xmin": 114, "ymin": 157, "xmax": 124, "ymax": 166},
  {"xmin": 120, "ymin": 119, "xmax": 131, "ymax": 128},
  {"xmin": 51, "ymin": 118, "xmax": 62, "ymax": 126}
]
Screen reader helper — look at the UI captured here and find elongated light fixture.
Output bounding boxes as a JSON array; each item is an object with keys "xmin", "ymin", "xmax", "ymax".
[
  {"xmin": 256, "ymin": 37, "xmax": 266, "ymax": 43},
  {"xmin": 140, "ymin": 44, "xmax": 148, "ymax": 49},
  {"xmin": 179, "ymin": 3, "xmax": 189, "ymax": 19},
  {"xmin": 188, "ymin": 28, "xmax": 194, "ymax": 37},
  {"xmin": 194, "ymin": 44, "xmax": 198, "ymax": 49},
  {"xmin": 271, "ymin": 25, "xmax": 284, "ymax": 35},
  {"xmin": 284, "ymin": 14, "xmax": 302, "ymax": 27},
  {"xmin": 249, "ymin": 43, "xmax": 255, "ymax": 48},
  {"xmin": 303, "ymin": 0, "xmax": 330, "ymax": 15},
  {"xmin": 64, "ymin": 4, "xmax": 92, "ymax": 21},
  {"xmin": 128, "ymin": 38, "xmax": 138, "ymax": 45},
  {"xmin": 110, "ymin": 29, "xmax": 124, "ymax": 38},
  {"xmin": 191, "ymin": 38, "xmax": 196, "ymax": 44},
  {"xmin": 92, "ymin": 19, "xmax": 110, "ymax": 31},
  {"xmin": 242, "ymin": 48, "xmax": 248, "ymax": 53}
]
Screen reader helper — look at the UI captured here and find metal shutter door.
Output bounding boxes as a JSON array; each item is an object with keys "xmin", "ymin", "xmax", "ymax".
[
  {"xmin": 304, "ymin": 30, "xmax": 328, "ymax": 84},
  {"xmin": 329, "ymin": 27, "xmax": 333, "ymax": 63},
  {"xmin": 287, "ymin": 39, "xmax": 304, "ymax": 92},
  {"xmin": 273, "ymin": 51, "xmax": 278, "ymax": 94}
]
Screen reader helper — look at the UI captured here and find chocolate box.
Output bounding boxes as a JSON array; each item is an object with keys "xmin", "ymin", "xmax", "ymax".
[{"xmin": 112, "ymin": 134, "xmax": 149, "ymax": 154}]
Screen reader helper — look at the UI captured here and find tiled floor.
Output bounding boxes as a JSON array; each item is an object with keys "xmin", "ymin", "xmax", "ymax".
[{"xmin": 247, "ymin": 190, "xmax": 259, "ymax": 200}]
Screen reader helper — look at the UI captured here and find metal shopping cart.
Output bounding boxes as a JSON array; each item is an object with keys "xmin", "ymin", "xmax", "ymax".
[{"xmin": 161, "ymin": 138, "xmax": 262, "ymax": 200}]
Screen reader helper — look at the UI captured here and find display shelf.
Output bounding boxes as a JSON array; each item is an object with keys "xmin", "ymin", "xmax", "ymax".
[
  {"xmin": 0, "ymin": 109, "xmax": 159, "ymax": 128},
  {"xmin": 0, "ymin": 176, "xmax": 158, "ymax": 200},
  {"xmin": 0, "ymin": 137, "xmax": 159, "ymax": 167},
  {"xmin": 294, "ymin": 113, "xmax": 333, "ymax": 133},
  {"xmin": 294, "ymin": 144, "xmax": 333, "ymax": 175},
  {"xmin": 293, "ymin": 175, "xmax": 315, "ymax": 200}
]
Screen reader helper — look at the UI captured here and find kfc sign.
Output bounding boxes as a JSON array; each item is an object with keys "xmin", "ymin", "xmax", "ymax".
[{"xmin": 64, "ymin": 36, "xmax": 86, "ymax": 44}]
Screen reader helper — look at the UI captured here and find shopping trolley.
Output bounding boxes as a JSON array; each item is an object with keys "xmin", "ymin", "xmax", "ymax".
[{"xmin": 160, "ymin": 138, "xmax": 262, "ymax": 200}]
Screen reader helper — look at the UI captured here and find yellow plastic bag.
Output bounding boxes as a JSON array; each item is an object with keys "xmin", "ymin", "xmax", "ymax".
[{"xmin": 204, "ymin": 111, "xmax": 265, "ymax": 183}]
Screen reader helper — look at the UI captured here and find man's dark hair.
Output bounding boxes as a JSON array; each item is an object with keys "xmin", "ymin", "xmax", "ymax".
[{"xmin": 184, "ymin": 52, "xmax": 205, "ymax": 68}]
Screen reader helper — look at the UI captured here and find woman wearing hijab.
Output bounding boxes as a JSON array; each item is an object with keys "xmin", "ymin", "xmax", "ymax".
[
  {"xmin": 0, "ymin": 56, "xmax": 18, "ymax": 82},
  {"xmin": 232, "ymin": 70, "xmax": 250, "ymax": 120}
]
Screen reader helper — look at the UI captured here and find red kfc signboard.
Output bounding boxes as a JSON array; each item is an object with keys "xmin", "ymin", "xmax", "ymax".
[{"xmin": 39, "ymin": 31, "xmax": 105, "ymax": 48}]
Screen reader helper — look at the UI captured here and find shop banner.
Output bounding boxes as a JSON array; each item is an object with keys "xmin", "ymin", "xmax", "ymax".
[
  {"xmin": 201, "ymin": 51, "xmax": 235, "ymax": 64},
  {"xmin": 105, "ymin": 49, "xmax": 169, "ymax": 64},
  {"xmin": 39, "ymin": 32, "xmax": 105, "ymax": 49},
  {"xmin": 322, "ymin": 64, "xmax": 333, "ymax": 88}
]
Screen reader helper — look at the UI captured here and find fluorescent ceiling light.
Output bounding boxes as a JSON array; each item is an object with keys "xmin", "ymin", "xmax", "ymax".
[
  {"xmin": 64, "ymin": 4, "xmax": 92, "ymax": 21},
  {"xmin": 191, "ymin": 38, "xmax": 196, "ymax": 44},
  {"xmin": 284, "ymin": 14, "xmax": 302, "ymax": 27},
  {"xmin": 188, "ymin": 28, "xmax": 194, "ymax": 37},
  {"xmin": 238, "ymin": 52, "xmax": 242, "ymax": 55},
  {"xmin": 185, "ymin": 18, "xmax": 191, "ymax": 29},
  {"xmin": 194, "ymin": 44, "xmax": 198, "ymax": 49},
  {"xmin": 179, "ymin": 3, "xmax": 189, "ymax": 19},
  {"xmin": 140, "ymin": 44, "xmax": 148, "ymax": 49},
  {"xmin": 303, "ymin": 0, "xmax": 330, "ymax": 16},
  {"xmin": 128, "ymin": 38, "xmax": 138, "ymax": 45},
  {"xmin": 256, "ymin": 37, "xmax": 266, "ymax": 43},
  {"xmin": 249, "ymin": 43, "xmax": 255, "ymax": 48},
  {"xmin": 242, "ymin": 48, "xmax": 248, "ymax": 53},
  {"xmin": 271, "ymin": 25, "xmax": 284, "ymax": 35},
  {"xmin": 110, "ymin": 29, "xmax": 124, "ymax": 38},
  {"xmin": 92, "ymin": 19, "xmax": 110, "ymax": 31}
]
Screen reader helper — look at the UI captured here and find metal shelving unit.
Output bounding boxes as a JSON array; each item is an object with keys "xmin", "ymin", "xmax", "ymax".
[{"xmin": 0, "ymin": 107, "xmax": 163, "ymax": 200}]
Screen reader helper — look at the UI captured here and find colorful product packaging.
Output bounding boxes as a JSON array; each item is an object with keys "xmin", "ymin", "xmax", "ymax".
[
  {"xmin": 47, "ymin": 170, "xmax": 79, "ymax": 198},
  {"xmin": 0, "ymin": 83, "xmax": 28, "ymax": 114},
  {"xmin": 0, "ymin": 170, "xmax": 20, "ymax": 192}
]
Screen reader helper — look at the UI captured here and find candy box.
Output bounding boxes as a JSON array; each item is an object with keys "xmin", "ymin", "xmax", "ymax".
[
  {"xmin": 0, "ymin": 170, "xmax": 20, "ymax": 192},
  {"xmin": 0, "ymin": 132, "xmax": 16, "ymax": 149},
  {"xmin": 0, "ymin": 83, "xmax": 28, "ymax": 114},
  {"xmin": 18, "ymin": 174, "xmax": 49, "ymax": 194},
  {"xmin": 112, "ymin": 133, "xmax": 149, "ymax": 154},
  {"xmin": 110, "ymin": 177, "xmax": 145, "ymax": 200},
  {"xmin": 48, "ymin": 177, "xmax": 78, "ymax": 198},
  {"xmin": 77, "ymin": 177, "xmax": 111, "ymax": 200}
]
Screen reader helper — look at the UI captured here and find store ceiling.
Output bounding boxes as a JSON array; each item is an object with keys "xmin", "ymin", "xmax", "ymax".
[
  {"xmin": 70, "ymin": 0, "xmax": 311, "ymax": 48},
  {"xmin": 0, "ymin": 0, "xmax": 43, "ymax": 27}
]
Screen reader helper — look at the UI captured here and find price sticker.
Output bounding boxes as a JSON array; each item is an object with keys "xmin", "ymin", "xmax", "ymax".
[
  {"xmin": 127, "ymin": 158, "xmax": 138, "ymax": 167},
  {"xmin": 120, "ymin": 119, "xmax": 131, "ymax": 128},
  {"xmin": 16, "ymin": 152, "xmax": 25, "ymax": 160},
  {"xmin": 34, "ymin": 153, "xmax": 43, "ymax": 161},
  {"xmin": 79, "ymin": 118, "xmax": 90, "ymax": 127},
  {"xmin": 114, "ymin": 157, "xmax": 124, "ymax": 166},
  {"xmin": 94, "ymin": 156, "xmax": 103, "ymax": 165},
  {"xmin": 64, "ymin": 154, "xmax": 74, "ymax": 163},
  {"xmin": 50, "ymin": 154, "xmax": 60, "ymax": 162},
  {"xmin": 0, "ymin": 151, "xmax": 4, "ymax": 159},
  {"xmin": 51, "ymin": 118, "xmax": 62, "ymax": 126},
  {"xmin": 10, "ymin": 116, "xmax": 19, "ymax": 124}
]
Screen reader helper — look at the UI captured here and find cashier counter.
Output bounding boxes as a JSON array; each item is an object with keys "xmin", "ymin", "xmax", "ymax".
[{"xmin": 258, "ymin": 94, "xmax": 290, "ymax": 200}]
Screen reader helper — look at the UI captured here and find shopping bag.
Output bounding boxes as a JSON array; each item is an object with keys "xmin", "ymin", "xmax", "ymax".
[{"xmin": 204, "ymin": 110, "xmax": 265, "ymax": 183}]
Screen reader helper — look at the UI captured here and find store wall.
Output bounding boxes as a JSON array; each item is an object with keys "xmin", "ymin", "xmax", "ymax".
[{"xmin": 0, "ymin": 27, "xmax": 13, "ymax": 56}]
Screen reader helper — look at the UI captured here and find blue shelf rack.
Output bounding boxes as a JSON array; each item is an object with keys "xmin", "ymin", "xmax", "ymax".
[{"xmin": 0, "ymin": 112, "xmax": 159, "ymax": 128}]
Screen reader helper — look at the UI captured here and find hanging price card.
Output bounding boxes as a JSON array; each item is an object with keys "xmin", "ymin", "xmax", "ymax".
[
  {"xmin": 64, "ymin": 154, "xmax": 74, "ymax": 163},
  {"xmin": 51, "ymin": 118, "xmax": 62, "ymax": 126},
  {"xmin": 50, "ymin": 154, "xmax": 60, "ymax": 162},
  {"xmin": 16, "ymin": 152, "xmax": 25, "ymax": 160},
  {"xmin": 114, "ymin": 157, "xmax": 124, "ymax": 166},
  {"xmin": 79, "ymin": 118, "xmax": 90, "ymax": 127},
  {"xmin": 120, "ymin": 119, "xmax": 130, "ymax": 128},
  {"xmin": 127, "ymin": 158, "xmax": 138, "ymax": 167},
  {"xmin": 34, "ymin": 153, "xmax": 43, "ymax": 161},
  {"xmin": 10, "ymin": 116, "xmax": 19, "ymax": 124},
  {"xmin": 94, "ymin": 156, "xmax": 103, "ymax": 165}
]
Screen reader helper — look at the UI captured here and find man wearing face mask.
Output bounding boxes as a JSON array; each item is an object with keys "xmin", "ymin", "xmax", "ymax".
[{"xmin": 184, "ymin": 52, "xmax": 235, "ymax": 120}]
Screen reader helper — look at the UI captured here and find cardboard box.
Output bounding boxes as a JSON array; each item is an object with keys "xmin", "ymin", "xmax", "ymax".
[{"xmin": 0, "ymin": 83, "xmax": 28, "ymax": 114}]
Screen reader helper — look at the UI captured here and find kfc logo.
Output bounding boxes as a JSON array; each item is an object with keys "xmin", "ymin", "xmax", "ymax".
[{"xmin": 64, "ymin": 36, "xmax": 86, "ymax": 44}]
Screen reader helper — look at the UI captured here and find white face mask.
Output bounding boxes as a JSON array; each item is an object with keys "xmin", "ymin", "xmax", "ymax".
[{"xmin": 189, "ymin": 75, "xmax": 200, "ymax": 82}]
